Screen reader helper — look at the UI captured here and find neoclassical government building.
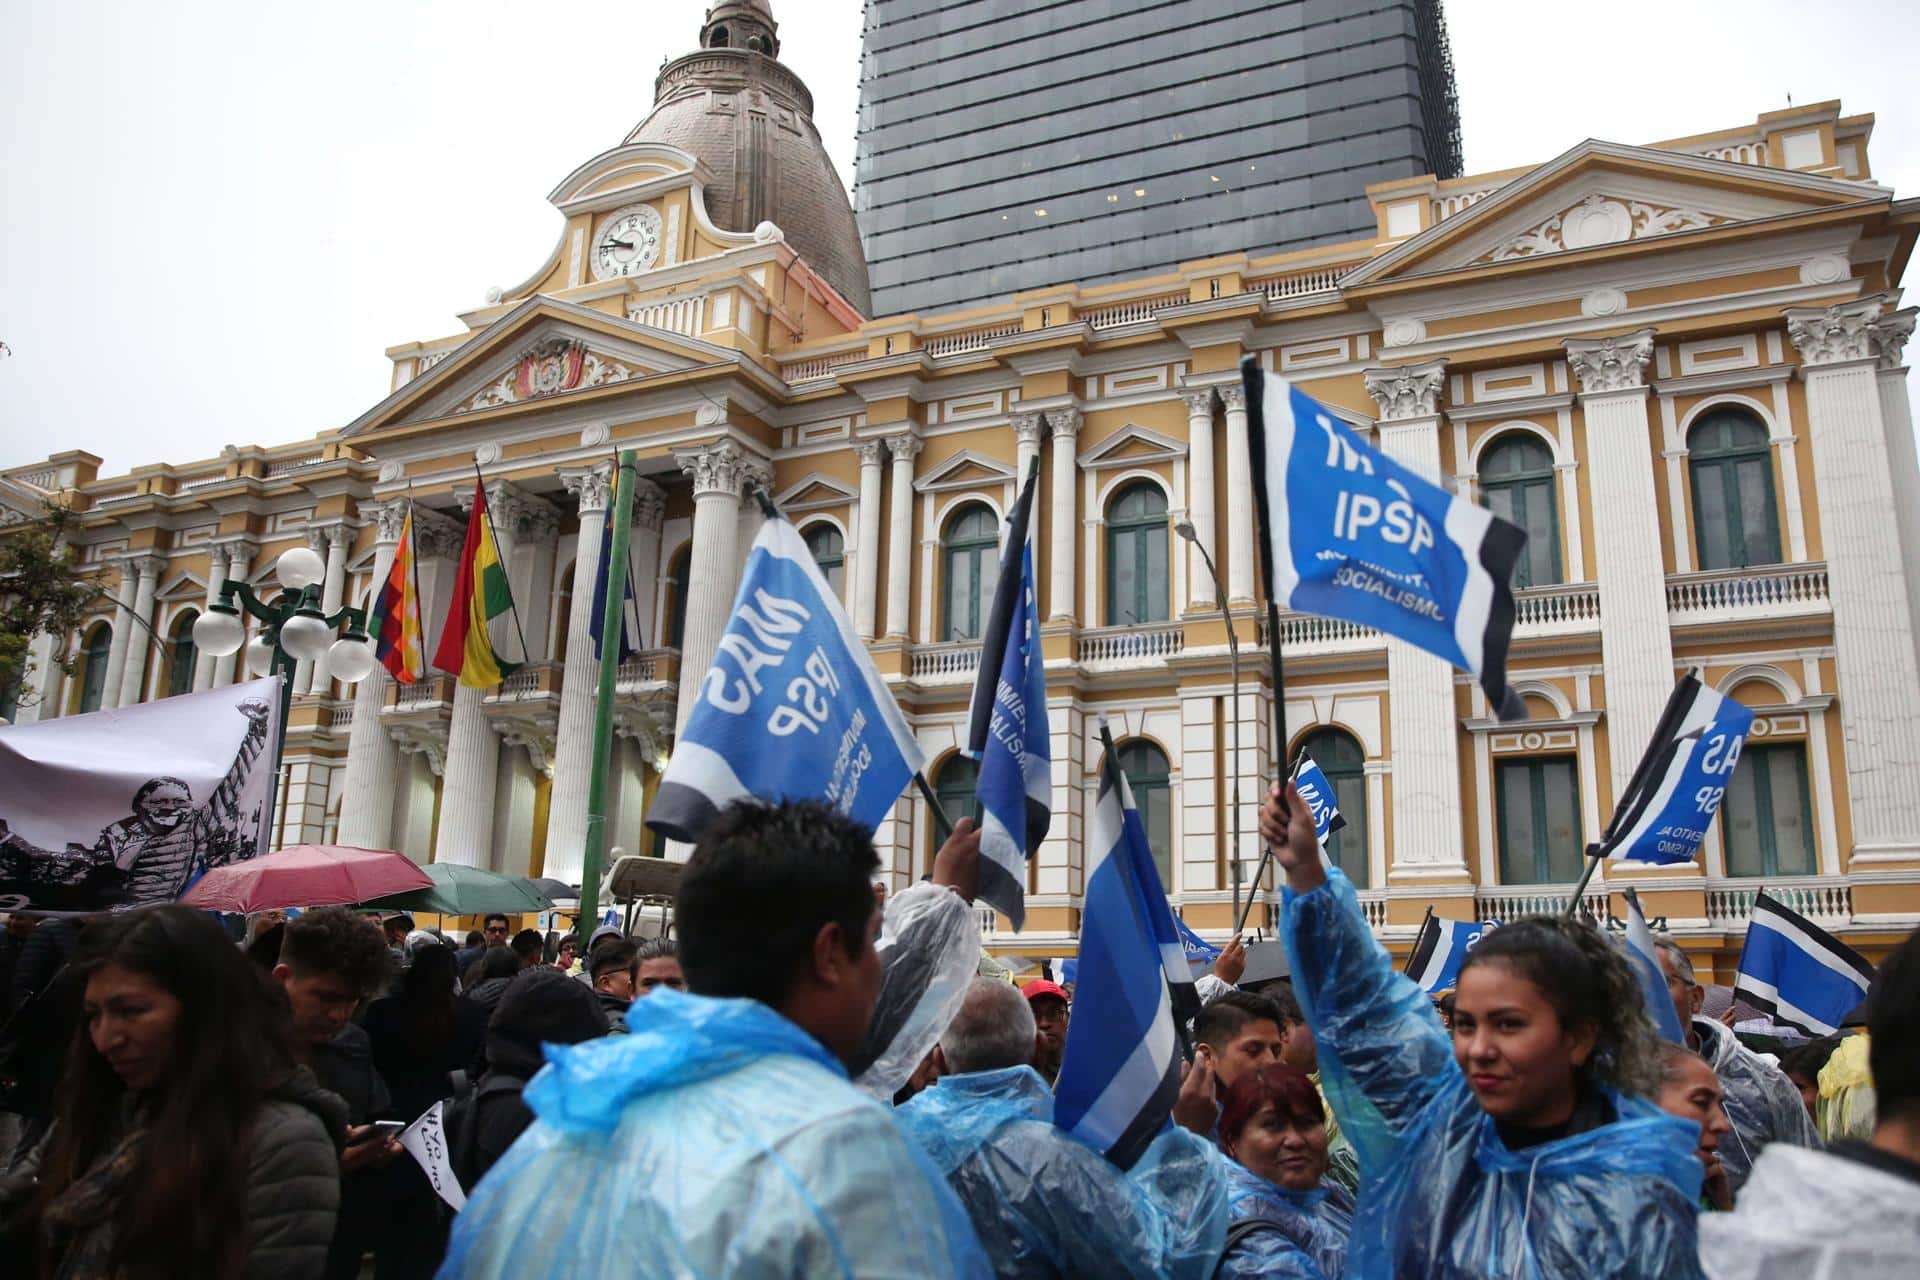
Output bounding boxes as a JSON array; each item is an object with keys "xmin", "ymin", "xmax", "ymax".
[{"xmin": 6, "ymin": 5, "xmax": 1920, "ymax": 970}]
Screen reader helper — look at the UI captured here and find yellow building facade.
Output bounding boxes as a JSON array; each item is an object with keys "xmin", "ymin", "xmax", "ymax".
[{"xmin": 6, "ymin": 80, "xmax": 1920, "ymax": 974}]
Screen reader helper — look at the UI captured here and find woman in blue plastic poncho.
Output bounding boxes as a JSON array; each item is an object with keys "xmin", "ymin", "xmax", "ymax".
[
  {"xmin": 1215, "ymin": 1061, "xmax": 1352, "ymax": 1278},
  {"xmin": 1258, "ymin": 782, "xmax": 1707, "ymax": 1279}
]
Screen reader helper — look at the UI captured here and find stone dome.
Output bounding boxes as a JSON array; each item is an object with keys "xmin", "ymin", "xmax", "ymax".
[{"xmin": 626, "ymin": 2, "xmax": 870, "ymax": 314}]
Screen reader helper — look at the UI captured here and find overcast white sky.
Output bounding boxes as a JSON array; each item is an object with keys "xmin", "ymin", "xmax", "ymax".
[{"xmin": 2, "ymin": 0, "xmax": 1916, "ymax": 477}]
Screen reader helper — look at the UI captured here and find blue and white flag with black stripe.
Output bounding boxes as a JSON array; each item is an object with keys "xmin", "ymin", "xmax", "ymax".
[
  {"xmin": 1243, "ymin": 359, "xmax": 1528, "ymax": 720},
  {"xmin": 589, "ymin": 505, "xmax": 643, "ymax": 663},
  {"xmin": 1735, "ymin": 892, "xmax": 1874, "ymax": 1036},
  {"xmin": 1622, "ymin": 888, "xmax": 1688, "ymax": 1043},
  {"xmin": 645, "ymin": 516, "xmax": 925, "ymax": 844},
  {"xmin": 1591, "ymin": 672, "xmax": 1753, "ymax": 866},
  {"xmin": 1406, "ymin": 912, "xmax": 1500, "ymax": 993},
  {"xmin": 1055, "ymin": 719, "xmax": 1201, "ymax": 1169},
  {"xmin": 1291, "ymin": 753, "xmax": 1347, "ymax": 847},
  {"xmin": 965, "ymin": 458, "xmax": 1050, "ymax": 929}
]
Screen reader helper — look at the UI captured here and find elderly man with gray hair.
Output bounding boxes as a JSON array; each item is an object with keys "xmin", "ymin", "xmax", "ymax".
[
  {"xmin": 1652, "ymin": 933, "xmax": 1820, "ymax": 1194},
  {"xmin": 894, "ymin": 978, "xmax": 1231, "ymax": 1279}
]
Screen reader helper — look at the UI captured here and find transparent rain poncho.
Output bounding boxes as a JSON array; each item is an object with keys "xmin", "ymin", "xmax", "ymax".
[
  {"xmin": 1688, "ymin": 1017, "xmax": 1820, "ymax": 1192},
  {"xmin": 1214, "ymin": 1160, "xmax": 1353, "ymax": 1279},
  {"xmin": 894, "ymin": 1064, "xmax": 1229, "ymax": 1279},
  {"xmin": 849, "ymin": 881, "xmax": 985, "ymax": 1100},
  {"xmin": 1281, "ymin": 869, "xmax": 1707, "ymax": 1279},
  {"xmin": 438, "ymin": 989, "xmax": 989, "ymax": 1279}
]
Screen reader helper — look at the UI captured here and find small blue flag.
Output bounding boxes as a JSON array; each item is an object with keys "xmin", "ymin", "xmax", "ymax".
[
  {"xmin": 1622, "ymin": 889, "xmax": 1687, "ymax": 1043},
  {"xmin": 1593, "ymin": 673, "xmax": 1754, "ymax": 866},
  {"xmin": 1173, "ymin": 914, "xmax": 1222, "ymax": 966},
  {"xmin": 1291, "ymin": 753, "xmax": 1348, "ymax": 846},
  {"xmin": 1735, "ymin": 892, "xmax": 1874, "ymax": 1036},
  {"xmin": 590, "ymin": 505, "xmax": 642, "ymax": 663},
  {"xmin": 1406, "ymin": 913, "xmax": 1499, "ymax": 993}
]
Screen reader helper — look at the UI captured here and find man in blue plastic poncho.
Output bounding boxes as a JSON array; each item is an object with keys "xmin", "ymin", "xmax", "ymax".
[
  {"xmin": 439, "ymin": 800, "xmax": 991, "ymax": 1280},
  {"xmin": 896, "ymin": 977, "xmax": 1231, "ymax": 1279}
]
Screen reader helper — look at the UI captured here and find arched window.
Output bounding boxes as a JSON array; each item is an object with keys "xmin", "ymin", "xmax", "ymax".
[
  {"xmin": 166, "ymin": 610, "xmax": 199, "ymax": 698},
  {"xmin": 662, "ymin": 545, "xmax": 691, "ymax": 650},
  {"xmin": 1105, "ymin": 482, "xmax": 1170, "ymax": 625},
  {"xmin": 1689, "ymin": 410, "xmax": 1781, "ymax": 570},
  {"xmin": 805, "ymin": 524, "xmax": 846, "ymax": 598},
  {"xmin": 1299, "ymin": 728, "xmax": 1368, "ymax": 888},
  {"xmin": 941, "ymin": 505, "xmax": 999, "ymax": 641},
  {"xmin": 1722, "ymin": 741, "xmax": 1814, "ymax": 877},
  {"xmin": 1116, "ymin": 739, "xmax": 1174, "ymax": 890},
  {"xmin": 1495, "ymin": 755, "xmax": 1583, "ymax": 884},
  {"xmin": 931, "ymin": 753, "xmax": 982, "ymax": 870},
  {"xmin": 1478, "ymin": 435, "xmax": 1560, "ymax": 587},
  {"xmin": 78, "ymin": 623, "xmax": 112, "ymax": 713}
]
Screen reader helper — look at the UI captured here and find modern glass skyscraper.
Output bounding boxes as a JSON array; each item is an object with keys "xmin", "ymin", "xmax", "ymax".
[{"xmin": 855, "ymin": 0, "xmax": 1463, "ymax": 316}]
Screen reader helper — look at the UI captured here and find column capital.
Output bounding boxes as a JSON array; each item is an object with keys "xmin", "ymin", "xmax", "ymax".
[
  {"xmin": 1563, "ymin": 329, "xmax": 1655, "ymax": 394},
  {"xmin": 1045, "ymin": 408, "xmax": 1082, "ymax": 439},
  {"xmin": 1870, "ymin": 306, "xmax": 1918, "ymax": 372},
  {"xmin": 373, "ymin": 499, "xmax": 411, "ymax": 545},
  {"xmin": 561, "ymin": 462, "xmax": 616, "ymax": 515},
  {"xmin": 306, "ymin": 520, "xmax": 357, "ymax": 552},
  {"xmin": 676, "ymin": 439, "xmax": 764, "ymax": 497},
  {"xmin": 1010, "ymin": 412, "xmax": 1046, "ymax": 446},
  {"xmin": 1180, "ymin": 388, "xmax": 1217, "ymax": 417},
  {"xmin": 1785, "ymin": 297, "xmax": 1885, "ymax": 367},
  {"xmin": 632, "ymin": 477, "xmax": 668, "ymax": 532},
  {"xmin": 465, "ymin": 479, "xmax": 561, "ymax": 546},
  {"xmin": 882, "ymin": 431, "xmax": 925, "ymax": 462},
  {"xmin": 210, "ymin": 534, "xmax": 257, "ymax": 563},
  {"xmin": 854, "ymin": 438, "xmax": 888, "ymax": 466},
  {"xmin": 1364, "ymin": 358, "xmax": 1450, "ymax": 420},
  {"xmin": 409, "ymin": 503, "xmax": 469, "ymax": 559},
  {"xmin": 1216, "ymin": 384, "xmax": 1247, "ymax": 413},
  {"xmin": 119, "ymin": 552, "xmax": 165, "ymax": 581}
]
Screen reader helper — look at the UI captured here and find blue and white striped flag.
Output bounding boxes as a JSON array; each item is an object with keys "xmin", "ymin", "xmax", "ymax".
[
  {"xmin": 1406, "ymin": 912, "xmax": 1499, "ymax": 993},
  {"xmin": 965, "ymin": 459, "xmax": 1050, "ymax": 929},
  {"xmin": 1592, "ymin": 673, "xmax": 1753, "ymax": 866},
  {"xmin": 1054, "ymin": 719, "xmax": 1200, "ymax": 1169},
  {"xmin": 1291, "ymin": 753, "xmax": 1347, "ymax": 846},
  {"xmin": 1735, "ymin": 892, "xmax": 1874, "ymax": 1036},
  {"xmin": 1622, "ymin": 888, "xmax": 1687, "ymax": 1043}
]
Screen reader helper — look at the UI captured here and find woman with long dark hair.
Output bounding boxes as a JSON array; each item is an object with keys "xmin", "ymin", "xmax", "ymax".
[
  {"xmin": 363, "ymin": 942, "xmax": 485, "ymax": 1120},
  {"xmin": 3, "ymin": 906, "xmax": 345, "ymax": 1279},
  {"xmin": 1259, "ymin": 782, "xmax": 1704, "ymax": 1277}
]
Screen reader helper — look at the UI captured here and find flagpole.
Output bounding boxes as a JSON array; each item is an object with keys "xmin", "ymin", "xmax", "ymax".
[
  {"xmin": 1239, "ymin": 356, "xmax": 1292, "ymax": 934},
  {"xmin": 405, "ymin": 494, "xmax": 425, "ymax": 682},
  {"xmin": 1402, "ymin": 904, "xmax": 1434, "ymax": 976},
  {"xmin": 577, "ymin": 450, "xmax": 638, "ymax": 938},
  {"xmin": 1565, "ymin": 849, "xmax": 1604, "ymax": 921}
]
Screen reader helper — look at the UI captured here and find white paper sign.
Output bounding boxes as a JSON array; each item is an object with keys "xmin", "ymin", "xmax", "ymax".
[{"xmin": 398, "ymin": 1098, "xmax": 467, "ymax": 1211}]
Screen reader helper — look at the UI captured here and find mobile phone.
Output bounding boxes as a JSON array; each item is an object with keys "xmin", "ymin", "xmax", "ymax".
[{"xmin": 351, "ymin": 1120, "xmax": 405, "ymax": 1143}]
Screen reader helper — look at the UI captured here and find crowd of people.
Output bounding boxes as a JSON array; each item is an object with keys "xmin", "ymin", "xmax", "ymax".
[{"xmin": 0, "ymin": 785, "xmax": 1913, "ymax": 1277}]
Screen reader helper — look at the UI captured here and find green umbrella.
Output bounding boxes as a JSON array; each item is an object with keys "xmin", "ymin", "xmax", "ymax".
[{"xmin": 361, "ymin": 863, "xmax": 554, "ymax": 915}]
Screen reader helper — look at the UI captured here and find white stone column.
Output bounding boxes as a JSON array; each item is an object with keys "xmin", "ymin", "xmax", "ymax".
[
  {"xmin": 854, "ymin": 440, "xmax": 886, "ymax": 640},
  {"xmin": 335, "ymin": 502, "xmax": 407, "ymax": 851},
  {"xmin": 1182, "ymin": 389, "xmax": 1218, "ymax": 608},
  {"xmin": 1047, "ymin": 410, "xmax": 1080, "ymax": 621},
  {"xmin": 675, "ymin": 441, "xmax": 767, "ymax": 733},
  {"xmin": 9, "ymin": 631, "xmax": 59, "ymax": 724},
  {"xmin": 99, "ymin": 561, "xmax": 140, "ymax": 710},
  {"xmin": 628, "ymin": 484, "xmax": 666, "ymax": 647},
  {"xmin": 299, "ymin": 523, "xmax": 354, "ymax": 695},
  {"xmin": 1870, "ymin": 308, "xmax": 1920, "ymax": 657},
  {"xmin": 1220, "ymin": 385, "xmax": 1255, "ymax": 603},
  {"xmin": 1787, "ymin": 298, "xmax": 1920, "ymax": 860},
  {"xmin": 1012, "ymin": 412, "xmax": 1045, "ymax": 485},
  {"xmin": 1365, "ymin": 362, "xmax": 1469, "ymax": 877},
  {"xmin": 211, "ymin": 540, "xmax": 254, "ymax": 688},
  {"xmin": 479, "ymin": 481, "xmax": 561, "ymax": 665},
  {"xmin": 1564, "ymin": 329, "xmax": 1676, "ymax": 802},
  {"xmin": 193, "ymin": 547, "xmax": 229, "ymax": 691},
  {"xmin": 113, "ymin": 555, "xmax": 163, "ymax": 709},
  {"xmin": 884, "ymin": 433, "xmax": 923, "ymax": 639}
]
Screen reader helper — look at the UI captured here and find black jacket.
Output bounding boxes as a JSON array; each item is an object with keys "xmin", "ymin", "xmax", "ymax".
[
  {"xmin": 596, "ymin": 990, "xmax": 632, "ymax": 1035},
  {"xmin": 310, "ymin": 1023, "xmax": 390, "ymax": 1126}
]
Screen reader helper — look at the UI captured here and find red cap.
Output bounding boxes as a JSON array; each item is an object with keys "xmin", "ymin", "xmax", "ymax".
[{"xmin": 1021, "ymin": 979, "xmax": 1069, "ymax": 1004}]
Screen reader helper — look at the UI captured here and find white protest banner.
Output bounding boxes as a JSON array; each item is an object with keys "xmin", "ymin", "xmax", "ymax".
[{"xmin": 398, "ymin": 1099, "xmax": 467, "ymax": 1211}]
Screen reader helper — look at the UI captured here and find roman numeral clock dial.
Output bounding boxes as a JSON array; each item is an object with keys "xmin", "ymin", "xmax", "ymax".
[{"xmin": 592, "ymin": 203, "xmax": 664, "ymax": 280}]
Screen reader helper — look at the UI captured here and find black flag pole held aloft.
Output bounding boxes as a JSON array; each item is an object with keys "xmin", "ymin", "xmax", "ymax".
[{"xmin": 1234, "ymin": 356, "xmax": 1291, "ymax": 936}]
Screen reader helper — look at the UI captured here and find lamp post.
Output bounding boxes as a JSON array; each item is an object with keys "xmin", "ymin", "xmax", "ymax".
[
  {"xmin": 189, "ymin": 546, "xmax": 376, "ymax": 844},
  {"xmin": 1175, "ymin": 520, "xmax": 1245, "ymax": 932}
]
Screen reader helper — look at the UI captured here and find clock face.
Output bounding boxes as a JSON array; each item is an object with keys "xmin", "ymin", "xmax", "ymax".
[{"xmin": 592, "ymin": 204, "xmax": 664, "ymax": 280}]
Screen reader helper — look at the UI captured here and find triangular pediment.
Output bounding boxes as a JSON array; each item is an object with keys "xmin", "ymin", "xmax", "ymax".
[
  {"xmin": 914, "ymin": 449, "xmax": 1016, "ymax": 494},
  {"xmin": 1348, "ymin": 139, "xmax": 1889, "ymax": 286},
  {"xmin": 1079, "ymin": 423, "xmax": 1188, "ymax": 470},
  {"xmin": 775, "ymin": 473, "xmax": 858, "ymax": 513},
  {"xmin": 0, "ymin": 477, "xmax": 46, "ymax": 527},
  {"xmin": 155, "ymin": 571, "xmax": 207, "ymax": 602}
]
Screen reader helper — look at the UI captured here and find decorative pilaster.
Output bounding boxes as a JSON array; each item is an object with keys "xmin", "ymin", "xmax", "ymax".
[
  {"xmin": 1869, "ymin": 308, "xmax": 1920, "ymax": 657},
  {"xmin": 113, "ymin": 555, "xmax": 164, "ymax": 709},
  {"xmin": 883, "ymin": 433, "xmax": 923, "ymax": 639},
  {"xmin": 1365, "ymin": 361, "xmax": 1468, "ymax": 877},
  {"xmin": 1787, "ymin": 296, "xmax": 1920, "ymax": 860},
  {"xmin": 193, "ymin": 546, "xmax": 228, "ymax": 691},
  {"xmin": 98, "ymin": 561, "xmax": 140, "ymax": 710},
  {"xmin": 462, "ymin": 480, "xmax": 562, "ymax": 665},
  {"xmin": 335, "ymin": 502, "xmax": 405, "ymax": 851},
  {"xmin": 1219, "ymin": 387, "xmax": 1254, "ymax": 603},
  {"xmin": 1182, "ymin": 389, "xmax": 1218, "ymax": 608},
  {"xmin": 675, "ymin": 440, "xmax": 758, "ymax": 734},
  {"xmin": 854, "ymin": 440, "xmax": 886, "ymax": 640},
  {"xmin": 1563, "ymin": 328, "xmax": 1675, "ymax": 809},
  {"xmin": 299, "ymin": 523, "xmax": 355, "ymax": 695},
  {"xmin": 1011, "ymin": 412, "xmax": 1045, "ymax": 484},
  {"xmin": 210, "ymin": 539, "xmax": 255, "ymax": 687},
  {"xmin": 1046, "ymin": 410, "xmax": 1080, "ymax": 620}
]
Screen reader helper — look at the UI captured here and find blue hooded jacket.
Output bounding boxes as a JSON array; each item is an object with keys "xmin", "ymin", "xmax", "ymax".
[
  {"xmin": 438, "ymin": 988, "xmax": 989, "ymax": 1279},
  {"xmin": 1215, "ymin": 1161, "xmax": 1353, "ymax": 1279},
  {"xmin": 1282, "ymin": 870, "xmax": 1707, "ymax": 1279},
  {"xmin": 894, "ymin": 1065, "xmax": 1228, "ymax": 1279}
]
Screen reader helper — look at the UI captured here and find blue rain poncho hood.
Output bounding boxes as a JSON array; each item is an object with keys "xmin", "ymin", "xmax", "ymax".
[
  {"xmin": 439, "ymin": 988, "xmax": 989, "ymax": 1279},
  {"xmin": 1215, "ymin": 1161, "xmax": 1353, "ymax": 1278},
  {"xmin": 895, "ymin": 1065, "xmax": 1230, "ymax": 1279},
  {"xmin": 1282, "ymin": 869, "xmax": 1707, "ymax": 1279}
]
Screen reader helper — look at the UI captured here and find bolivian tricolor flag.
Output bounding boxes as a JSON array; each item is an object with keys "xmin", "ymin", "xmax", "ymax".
[
  {"xmin": 369, "ymin": 506, "xmax": 424, "ymax": 683},
  {"xmin": 433, "ymin": 482, "xmax": 520, "ymax": 687}
]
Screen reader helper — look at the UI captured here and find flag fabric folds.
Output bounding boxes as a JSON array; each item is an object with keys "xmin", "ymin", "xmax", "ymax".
[
  {"xmin": 965, "ymin": 458, "xmax": 1050, "ymax": 929},
  {"xmin": 1406, "ymin": 910, "xmax": 1500, "ymax": 993},
  {"xmin": 1622, "ymin": 888, "xmax": 1688, "ymax": 1043},
  {"xmin": 1734, "ymin": 892, "xmax": 1874, "ymax": 1036},
  {"xmin": 1591, "ymin": 672, "xmax": 1754, "ymax": 865},
  {"xmin": 369, "ymin": 506, "xmax": 424, "ymax": 683},
  {"xmin": 1242, "ymin": 358, "xmax": 1528, "ymax": 720},
  {"xmin": 589, "ymin": 505, "xmax": 642, "ymax": 663},
  {"xmin": 1173, "ymin": 914, "xmax": 1222, "ymax": 966},
  {"xmin": 1054, "ymin": 720, "xmax": 1201, "ymax": 1169},
  {"xmin": 646, "ymin": 516, "xmax": 926, "ymax": 845},
  {"xmin": 1291, "ymin": 752, "xmax": 1347, "ymax": 847},
  {"xmin": 432, "ymin": 481, "xmax": 520, "ymax": 688}
]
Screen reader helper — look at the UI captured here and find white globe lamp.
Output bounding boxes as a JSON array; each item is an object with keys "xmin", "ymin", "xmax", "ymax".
[
  {"xmin": 278, "ymin": 608, "xmax": 333, "ymax": 662},
  {"xmin": 192, "ymin": 605, "xmax": 247, "ymax": 657},
  {"xmin": 244, "ymin": 634, "xmax": 275, "ymax": 677},
  {"xmin": 275, "ymin": 546, "xmax": 327, "ymax": 591},
  {"xmin": 326, "ymin": 636, "xmax": 376, "ymax": 684}
]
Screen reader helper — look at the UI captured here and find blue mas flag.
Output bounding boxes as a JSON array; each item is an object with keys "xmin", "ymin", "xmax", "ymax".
[
  {"xmin": 1243, "ymin": 360, "xmax": 1528, "ymax": 720},
  {"xmin": 1173, "ymin": 914, "xmax": 1221, "ymax": 965},
  {"xmin": 646, "ymin": 518, "xmax": 926, "ymax": 844},
  {"xmin": 1622, "ymin": 888, "xmax": 1688, "ymax": 1043},
  {"xmin": 1735, "ymin": 892, "xmax": 1875, "ymax": 1036},
  {"xmin": 966, "ymin": 460, "xmax": 1050, "ymax": 929},
  {"xmin": 589, "ymin": 504, "xmax": 642, "ymax": 663},
  {"xmin": 1291, "ymin": 753, "xmax": 1347, "ymax": 846},
  {"xmin": 1593, "ymin": 673, "xmax": 1754, "ymax": 866},
  {"xmin": 1054, "ymin": 720, "xmax": 1201, "ymax": 1170},
  {"xmin": 1405, "ymin": 912, "xmax": 1499, "ymax": 993}
]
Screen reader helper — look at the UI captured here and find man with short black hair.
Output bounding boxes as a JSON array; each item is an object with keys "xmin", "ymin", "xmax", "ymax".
[
  {"xmin": 508, "ymin": 927, "xmax": 543, "ymax": 969},
  {"xmin": 634, "ymin": 936, "xmax": 685, "ymax": 995},
  {"xmin": 590, "ymin": 936, "xmax": 639, "ymax": 1033},
  {"xmin": 1192, "ymin": 990, "xmax": 1286, "ymax": 1089},
  {"xmin": 458, "ymin": 913, "xmax": 509, "ymax": 980}
]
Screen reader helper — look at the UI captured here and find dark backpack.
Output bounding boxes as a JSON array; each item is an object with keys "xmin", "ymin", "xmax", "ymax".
[{"xmin": 439, "ymin": 1072, "xmax": 527, "ymax": 1193}]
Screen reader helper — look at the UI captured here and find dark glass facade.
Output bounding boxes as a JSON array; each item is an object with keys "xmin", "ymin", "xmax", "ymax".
[{"xmin": 855, "ymin": 0, "xmax": 1463, "ymax": 316}]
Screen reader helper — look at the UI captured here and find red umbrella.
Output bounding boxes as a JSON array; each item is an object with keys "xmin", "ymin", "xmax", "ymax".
[{"xmin": 181, "ymin": 845, "xmax": 434, "ymax": 913}]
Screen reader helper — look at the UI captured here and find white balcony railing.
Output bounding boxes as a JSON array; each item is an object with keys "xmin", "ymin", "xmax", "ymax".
[
  {"xmin": 1077, "ymin": 623, "xmax": 1184, "ymax": 667},
  {"xmin": 1269, "ymin": 611, "xmax": 1381, "ymax": 652},
  {"xmin": 1435, "ymin": 187, "xmax": 1497, "ymax": 220},
  {"xmin": 390, "ymin": 681, "xmax": 445, "ymax": 710},
  {"xmin": 910, "ymin": 641, "xmax": 982, "ymax": 681},
  {"xmin": 1668, "ymin": 563, "xmax": 1829, "ymax": 620},
  {"xmin": 780, "ymin": 349, "xmax": 865, "ymax": 382},
  {"xmin": 1706, "ymin": 876, "xmax": 1851, "ymax": 929},
  {"xmin": 627, "ymin": 295, "xmax": 706, "ymax": 337},
  {"xmin": 329, "ymin": 703, "xmax": 357, "ymax": 729},
  {"xmin": 1083, "ymin": 292, "xmax": 1187, "ymax": 329},
  {"xmin": 1474, "ymin": 882, "xmax": 1610, "ymax": 923},
  {"xmin": 1355, "ymin": 889, "xmax": 1389, "ymax": 931},
  {"xmin": 1258, "ymin": 266, "xmax": 1344, "ymax": 301},
  {"xmin": 1512, "ymin": 583, "xmax": 1601, "ymax": 633},
  {"xmin": 923, "ymin": 322, "xmax": 1022, "ymax": 358}
]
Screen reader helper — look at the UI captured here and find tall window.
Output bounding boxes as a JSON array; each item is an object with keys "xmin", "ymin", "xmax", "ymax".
[
  {"xmin": 1300, "ymin": 728, "xmax": 1368, "ymax": 888},
  {"xmin": 805, "ymin": 524, "xmax": 845, "ymax": 598},
  {"xmin": 1117, "ymin": 739, "xmax": 1174, "ymax": 890},
  {"xmin": 663, "ymin": 545, "xmax": 691, "ymax": 650},
  {"xmin": 931, "ymin": 753, "xmax": 982, "ymax": 870},
  {"xmin": 1496, "ymin": 756, "xmax": 1583, "ymax": 884},
  {"xmin": 1722, "ymin": 741, "xmax": 1814, "ymax": 877},
  {"xmin": 78, "ymin": 623, "xmax": 112, "ymax": 713},
  {"xmin": 1478, "ymin": 435, "xmax": 1561, "ymax": 587},
  {"xmin": 1689, "ymin": 410, "xmax": 1781, "ymax": 570},
  {"xmin": 166, "ymin": 610, "xmax": 199, "ymax": 698},
  {"xmin": 1105, "ymin": 482, "xmax": 1170, "ymax": 625},
  {"xmin": 941, "ymin": 505, "xmax": 999, "ymax": 641}
]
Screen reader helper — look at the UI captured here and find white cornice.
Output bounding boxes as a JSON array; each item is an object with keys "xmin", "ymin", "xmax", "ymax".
[
  {"xmin": 1652, "ymin": 365, "xmax": 1795, "ymax": 397},
  {"xmin": 1446, "ymin": 392, "xmax": 1576, "ymax": 423}
]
